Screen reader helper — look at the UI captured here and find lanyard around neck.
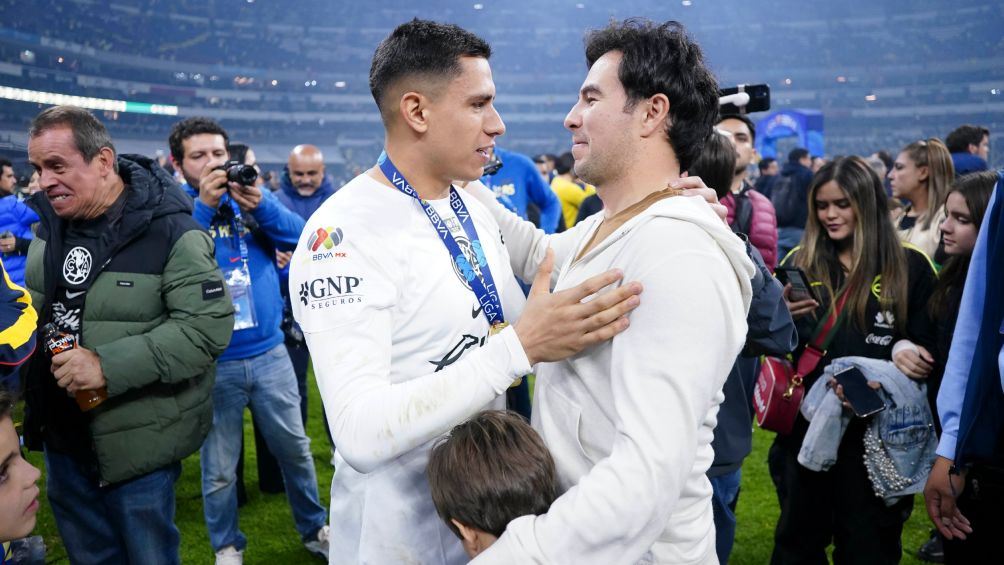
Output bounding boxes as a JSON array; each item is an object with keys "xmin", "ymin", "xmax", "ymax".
[{"xmin": 377, "ymin": 151, "xmax": 505, "ymax": 327}]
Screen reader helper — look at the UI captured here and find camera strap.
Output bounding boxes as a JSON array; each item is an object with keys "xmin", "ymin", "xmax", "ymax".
[{"xmin": 376, "ymin": 151, "xmax": 506, "ymax": 328}]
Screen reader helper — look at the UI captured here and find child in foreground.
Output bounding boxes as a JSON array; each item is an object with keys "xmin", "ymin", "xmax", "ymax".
[
  {"xmin": 426, "ymin": 410, "xmax": 557, "ymax": 558},
  {"xmin": 0, "ymin": 389, "xmax": 42, "ymax": 557}
]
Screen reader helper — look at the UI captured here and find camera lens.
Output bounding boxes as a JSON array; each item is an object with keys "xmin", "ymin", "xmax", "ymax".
[{"xmin": 224, "ymin": 161, "xmax": 258, "ymax": 185}]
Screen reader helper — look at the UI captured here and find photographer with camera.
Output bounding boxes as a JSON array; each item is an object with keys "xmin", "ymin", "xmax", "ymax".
[{"xmin": 169, "ymin": 117, "xmax": 330, "ymax": 565}]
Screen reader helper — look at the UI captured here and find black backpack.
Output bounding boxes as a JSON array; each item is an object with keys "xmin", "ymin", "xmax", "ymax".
[
  {"xmin": 730, "ymin": 189, "xmax": 754, "ymax": 236},
  {"xmin": 771, "ymin": 174, "xmax": 805, "ymax": 228}
]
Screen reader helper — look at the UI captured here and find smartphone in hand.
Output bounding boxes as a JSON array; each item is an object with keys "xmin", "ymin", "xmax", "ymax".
[
  {"xmin": 834, "ymin": 367, "xmax": 886, "ymax": 417},
  {"xmin": 777, "ymin": 266, "xmax": 819, "ymax": 303}
]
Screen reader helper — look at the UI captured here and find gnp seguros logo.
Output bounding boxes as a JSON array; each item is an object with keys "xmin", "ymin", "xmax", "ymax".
[{"xmin": 298, "ymin": 275, "xmax": 363, "ymax": 310}]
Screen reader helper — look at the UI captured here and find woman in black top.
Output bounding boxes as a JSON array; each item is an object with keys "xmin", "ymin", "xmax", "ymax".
[
  {"xmin": 892, "ymin": 170, "xmax": 997, "ymax": 427},
  {"xmin": 891, "ymin": 169, "xmax": 998, "ymax": 562},
  {"xmin": 770, "ymin": 156, "xmax": 937, "ymax": 564}
]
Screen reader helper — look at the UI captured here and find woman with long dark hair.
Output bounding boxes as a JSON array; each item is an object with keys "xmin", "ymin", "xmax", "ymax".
[
  {"xmin": 892, "ymin": 171, "xmax": 997, "ymax": 562},
  {"xmin": 892, "ymin": 170, "xmax": 997, "ymax": 418},
  {"xmin": 771, "ymin": 156, "xmax": 937, "ymax": 564}
]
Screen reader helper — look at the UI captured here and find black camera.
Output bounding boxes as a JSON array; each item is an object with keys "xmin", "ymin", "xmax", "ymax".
[{"xmin": 222, "ymin": 160, "xmax": 258, "ymax": 186}]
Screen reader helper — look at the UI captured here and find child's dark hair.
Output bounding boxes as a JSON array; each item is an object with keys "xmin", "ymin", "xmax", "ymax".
[{"xmin": 427, "ymin": 410, "xmax": 557, "ymax": 538}]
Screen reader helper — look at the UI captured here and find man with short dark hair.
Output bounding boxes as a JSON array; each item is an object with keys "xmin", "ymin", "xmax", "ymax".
[
  {"xmin": 754, "ymin": 156, "xmax": 779, "ymax": 197},
  {"xmin": 532, "ymin": 153, "xmax": 555, "ymax": 180},
  {"xmin": 946, "ymin": 124, "xmax": 990, "ymax": 175},
  {"xmin": 0, "ymin": 158, "xmax": 39, "ymax": 286},
  {"xmin": 717, "ymin": 114, "xmax": 778, "ymax": 270},
  {"xmin": 289, "ymin": 19, "xmax": 641, "ymax": 565},
  {"xmin": 465, "ymin": 19, "xmax": 753, "ymax": 564},
  {"xmin": 774, "ymin": 147, "xmax": 815, "ymax": 260},
  {"xmin": 0, "ymin": 159, "xmax": 14, "ymax": 197},
  {"xmin": 23, "ymin": 105, "xmax": 234, "ymax": 565},
  {"xmin": 169, "ymin": 117, "xmax": 330, "ymax": 565}
]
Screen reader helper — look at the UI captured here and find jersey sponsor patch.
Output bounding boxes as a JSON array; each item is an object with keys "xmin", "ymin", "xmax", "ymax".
[
  {"xmin": 297, "ymin": 275, "xmax": 364, "ymax": 311},
  {"xmin": 308, "ymin": 227, "xmax": 348, "ymax": 262}
]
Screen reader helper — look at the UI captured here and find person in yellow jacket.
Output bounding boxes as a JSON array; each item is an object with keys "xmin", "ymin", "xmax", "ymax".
[{"xmin": 549, "ymin": 152, "xmax": 595, "ymax": 229}]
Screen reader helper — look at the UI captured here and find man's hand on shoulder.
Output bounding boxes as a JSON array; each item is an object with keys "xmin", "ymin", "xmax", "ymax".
[
  {"xmin": 514, "ymin": 249, "xmax": 642, "ymax": 365},
  {"xmin": 51, "ymin": 347, "xmax": 107, "ymax": 393},
  {"xmin": 673, "ymin": 174, "xmax": 728, "ymax": 224}
]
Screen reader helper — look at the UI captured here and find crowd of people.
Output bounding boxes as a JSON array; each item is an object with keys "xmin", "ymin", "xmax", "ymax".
[{"xmin": 0, "ymin": 15, "xmax": 1000, "ymax": 565}]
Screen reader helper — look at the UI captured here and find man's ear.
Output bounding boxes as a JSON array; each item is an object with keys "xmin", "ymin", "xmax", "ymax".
[
  {"xmin": 639, "ymin": 93, "xmax": 671, "ymax": 138},
  {"xmin": 96, "ymin": 147, "xmax": 117, "ymax": 176},
  {"xmin": 968, "ymin": 143, "xmax": 980, "ymax": 155},
  {"xmin": 399, "ymin": 91, "xmax": 430, "ymax": 134}
]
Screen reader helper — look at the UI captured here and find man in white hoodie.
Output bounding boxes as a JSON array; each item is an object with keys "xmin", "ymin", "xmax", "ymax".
[{"xmin": 468, "ymin": 20, "xmax": 754, "ymax": 564}]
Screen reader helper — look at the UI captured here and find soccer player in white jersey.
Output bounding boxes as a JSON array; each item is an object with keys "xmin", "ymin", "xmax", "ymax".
[{"xmin": 289, "ymin": 20, "xmax": 642, "ymax": 565}]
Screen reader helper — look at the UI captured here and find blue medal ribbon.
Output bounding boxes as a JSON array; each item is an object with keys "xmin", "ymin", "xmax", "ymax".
[{"xmin": 377, "ymin": 151, "xmax": 505, "ymax": 327}]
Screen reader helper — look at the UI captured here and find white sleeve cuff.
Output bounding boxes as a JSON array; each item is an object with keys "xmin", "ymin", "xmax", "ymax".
[
  {"xmin": 479, "ymin": 325, "xmax": 532, "ymax": 394},
  {"xmin": 499, "ymin": 325, "xmax": 532, "ymax": 377},
  {"xmin": 891, "ymin": 339, "xmax": 918, "ymax": 358}
]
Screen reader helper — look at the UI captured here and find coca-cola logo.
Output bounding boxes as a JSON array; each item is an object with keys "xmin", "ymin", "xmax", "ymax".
[{"xmin": 864, "ymin": 333, "xmax": 893, "ymax": 346}]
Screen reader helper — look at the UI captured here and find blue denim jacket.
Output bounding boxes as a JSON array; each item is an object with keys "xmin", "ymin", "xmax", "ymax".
[{"xmin": 799, "ymin": 356, "xmax": 937, "ymax": 503}]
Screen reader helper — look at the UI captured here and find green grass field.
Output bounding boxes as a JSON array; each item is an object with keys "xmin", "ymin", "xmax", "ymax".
[{"xmin": 25, "ymin": 372, "xmax": 935, "ymax": 564}]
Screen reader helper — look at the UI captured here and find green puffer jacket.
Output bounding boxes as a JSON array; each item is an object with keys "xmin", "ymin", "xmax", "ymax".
[{"xmin": 23, "ymin": 154, "xmax": 234, "ymax": 485}]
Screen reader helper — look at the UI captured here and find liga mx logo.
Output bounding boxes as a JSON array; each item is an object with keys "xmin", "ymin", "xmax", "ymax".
[
  {"xmin": 308, "ymin": 226, "xmax": 343, "ymax": 252},
  {"xmin": 451, "ymin": 236, "xmax": 488, "ymax": 290}
]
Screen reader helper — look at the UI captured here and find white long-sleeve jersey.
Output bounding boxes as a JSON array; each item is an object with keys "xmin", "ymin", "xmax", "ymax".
[{"xmin": 290, "ymin": 173, "xmax": 529, "ymax": 565}]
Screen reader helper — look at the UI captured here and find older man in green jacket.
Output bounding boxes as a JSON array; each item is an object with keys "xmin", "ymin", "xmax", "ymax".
[{"xmin": 22, "ymin": 105, "xmax": 234, "ymax": 565}]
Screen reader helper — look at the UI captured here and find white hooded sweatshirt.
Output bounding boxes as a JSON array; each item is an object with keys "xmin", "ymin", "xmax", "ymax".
[{"xmin": 467, "ymin": 182, "xmax": 754, "ymax": 565}]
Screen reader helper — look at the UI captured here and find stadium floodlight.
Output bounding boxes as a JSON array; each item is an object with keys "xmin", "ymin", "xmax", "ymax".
[{"xmin": 0, "ymin": 86, "xmax": 179, "ymax": 116}]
